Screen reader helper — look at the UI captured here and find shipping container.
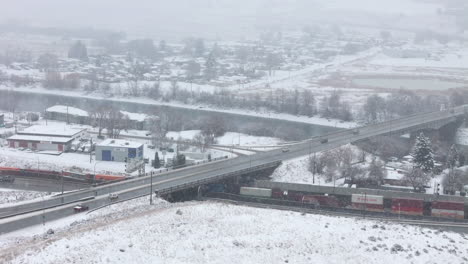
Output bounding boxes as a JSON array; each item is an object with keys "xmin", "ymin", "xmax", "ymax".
[
  {"xmin": 431, "ymin": 201, "xmax": 465, "ymax": 219},
  {"xmin": 391, "ymin": 198, "xmax": 424, "ymax": 216},
  {"xmin": 351, "ymin": 194, "xmax": 384, "ymax": 212},
  {"xmin": 351, "ymin": 203, "xmax": 384, "ymax": 211},
  {"xmin": 239, "ymin": 187, "xmax": 272, "ymax": 198},
  {"xmin": 351, "ymin": 194, "xmax": 383, "ymax": 205}
]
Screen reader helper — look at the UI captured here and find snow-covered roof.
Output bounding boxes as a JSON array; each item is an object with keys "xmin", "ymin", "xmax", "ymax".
[
  {"xmin": 120, "ymin": 111, "xmax": 148, "ymax": 122},
  {"xmin": 8, "ymin": 134, "xmax": 74, "ymax": 144},
  {"xmin": 97, "ymin": 139, "xmax": 142, "ymax": 148},
  {"xmin": 385, "ymin": 169, "xmax": 405, "ymax": 180},
  {"xmin": 46, "ymin": 105, "xmax": 89, "ymax": 117},
  {"xmin": 19, "ymin": 125, "xmax": 86, "ymax": 137}
]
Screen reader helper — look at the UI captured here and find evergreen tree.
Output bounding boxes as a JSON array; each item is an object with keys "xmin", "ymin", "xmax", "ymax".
[
  {"xmin": 204, "ymin": 51, "xmax": 217, "ymax": 80},
  {"xmin": 411, "ymin": 132, "xmax": 434, "ymax": 173},
  {"xmin": 68, "ymin": 41, "xmax": 88, "ymax": 61},
  {"xmin": 154, "ymin": 152, "xmax": 160, "ymax": 169},
  {"xmin": 173, "ymin": 154, "xmax": 186, "ymax": 168}
]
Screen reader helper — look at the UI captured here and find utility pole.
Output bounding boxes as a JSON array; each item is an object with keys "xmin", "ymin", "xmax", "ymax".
[
  {"xmin": 313, "ymin": 152, "xmax": 316, "ymax": 184},
  {"xmin": 150, "ymin": 171, "xmax": 153, "ymax": 205},
  {"xmin": 61, "ymin": 170, "xmax": 64, "ymax": 195},
  {"xmin": 89, "ymin": 138, "xmax": 93, "ymax": 163}
]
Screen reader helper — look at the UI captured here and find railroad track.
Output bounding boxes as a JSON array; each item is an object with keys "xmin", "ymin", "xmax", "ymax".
[{"xmin": 206, "ymin": 197, "xmax": 468, "ymax": 230}]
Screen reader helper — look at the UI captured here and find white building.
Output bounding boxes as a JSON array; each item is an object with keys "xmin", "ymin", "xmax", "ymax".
[
  {"xmin": 95, "ymin": 139, "xmax": 144, "ymax": 162},
  {"xmin": 7, "ymin": 125, "xmax": 87, "ymax": 152}
]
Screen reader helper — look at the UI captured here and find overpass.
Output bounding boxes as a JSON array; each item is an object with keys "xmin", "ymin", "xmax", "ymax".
[{"xmin": 0, "ymin": 105, "xmax": 466, "ymax": 234}]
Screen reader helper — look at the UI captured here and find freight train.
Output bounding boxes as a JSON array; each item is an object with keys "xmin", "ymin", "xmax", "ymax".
[
  {"xmin": 0, "ymin": 166, "xmax": 125, "ymax": 182},
  {"xmin": 239, "ymin": 187, "xmax": 467, "ymax": 220}
]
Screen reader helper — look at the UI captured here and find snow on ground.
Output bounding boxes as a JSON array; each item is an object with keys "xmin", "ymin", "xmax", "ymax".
[
  {"xmin": 271, "ymin": 144, "xmax": 367, "ymax": 186},
  {"xmin": 369, "ymin": 48, "xmax": 468, "ymax": 69},
  {"xmin": 1, "ymin": 199, "xmax": 466, "ymax": 264},
  {"xmin": 167, "ymin": 130, "xmax": 284, "ymax": 147},
  {"xmin": 0, "ymin": 147, "xmax": 127, "ymax": 175},
  {"xmin": 167, "ymin": 130, "xmax": 201, "ymax": 141},
  {"xmin": 0, "ymin": 188, "xmax": 47, "ymax": 206},
  {"xmin": 217, "ymin": 132, "xmax": 283, "ymax": 146},
  {"xmin": 270, "ymin": 155, "xmax": 345, "ymax": 186}
]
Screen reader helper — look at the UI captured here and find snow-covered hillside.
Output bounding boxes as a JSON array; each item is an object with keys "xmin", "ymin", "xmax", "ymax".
[
  {"xmin": 0, "ymin": 188, "xmax": 47, "ymax": 206},
  {"xmin": 1, "ymin": 199, "xmax": 466, "ymax": 264}
]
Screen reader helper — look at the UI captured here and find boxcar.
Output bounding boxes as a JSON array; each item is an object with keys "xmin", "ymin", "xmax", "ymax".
[
  {"xmin": 391, "ymin": 198, "xmax": 424, "ymax": 216},
  {"xmin": 303, "ymin": 195, "xmax": 340, "ymax": 207},
  {"xmin": 431, "ymin": 201, "xmax": 465, "ymax": 219},
  {"xmin": 271, "ymin": 188, "xmax": 286, "ymax": 199}
]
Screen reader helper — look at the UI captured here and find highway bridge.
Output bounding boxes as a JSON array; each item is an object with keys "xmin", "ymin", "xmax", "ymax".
[{"xmin": 0, "ymin": 105, "xmax": 466, "ymax": 234}]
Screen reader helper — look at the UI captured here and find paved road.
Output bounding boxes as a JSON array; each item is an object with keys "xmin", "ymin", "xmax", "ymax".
[
  {"xmin": 0, "ymin": 105, "xmax": 466, "ymax": 234},
  {"xmin": 0, "ymin": 176, "xmax": 89, "ymax": 193}
]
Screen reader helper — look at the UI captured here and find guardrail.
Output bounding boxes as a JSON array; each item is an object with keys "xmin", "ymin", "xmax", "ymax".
[
  {"xmin": 154, "ymin": 161, "xmax": 281, "ymax": 196},
  {"xmin": 140, "ymin": 155, "xmax": 230, "ymax": 178},
  {"xmin": 0, "ymin": 196, "xmax": 95, "ymax": 220}
]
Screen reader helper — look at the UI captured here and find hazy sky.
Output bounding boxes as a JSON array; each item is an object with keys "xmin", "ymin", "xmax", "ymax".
[{"xmin": 1, "ymin": 0, "xmax": 446, "ymax": 40}]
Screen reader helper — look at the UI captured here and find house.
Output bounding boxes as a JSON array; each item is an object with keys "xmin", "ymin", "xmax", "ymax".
[
  {"xmin": 95, "ymin": 139, "xmax": 143, "ymax": 162},
  {"xmin": 45, "ymin": 105, "xmax": 90, "ymax": 125},
  {"xmin": 7, "ymin": 125, "xmax": 87, "ymax": 152},
  {"xmin": 120, "ymin": 111, "xmax": 154, "ymax": 130}
]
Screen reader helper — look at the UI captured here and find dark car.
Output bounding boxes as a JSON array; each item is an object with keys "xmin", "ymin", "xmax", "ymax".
[
  {"xmin": 320, "ymin": 138, "xmax": 329, "ymax": 144},
  {"xmin": 73, "ymin": 204, "xmax": 89, "ymax": 213}
]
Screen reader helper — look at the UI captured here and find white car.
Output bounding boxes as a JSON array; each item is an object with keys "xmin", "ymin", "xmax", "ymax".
[
  {"xmin": 282, "ymin": 147, "xmax": 290, "ymax": 153},
  {"xmin": 108, "ymin": 193, "xmax": 119, "ymax": 200}
]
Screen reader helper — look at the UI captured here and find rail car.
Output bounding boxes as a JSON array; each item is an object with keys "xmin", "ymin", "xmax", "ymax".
[{"xmin": 235, "ymin": 186, "xmax": 467, "ymax": 220}]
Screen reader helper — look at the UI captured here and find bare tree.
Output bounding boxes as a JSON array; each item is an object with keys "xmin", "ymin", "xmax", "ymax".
[
  {"xmin": 201, "ymin": 116, "xmax": 226, "ymax": 138},
  {"xmin": 403, "ymin": 167, "xmax": 430, "ymax": 191},
  {"xmin": 367, "ymin": 158, "xmax": 387, "ymax": 185},
  {"xmin": 106, "ymin": 108, "xmax": 128, "ymax": 139},
  {"xmin": 37, "ymin": 53, "xmax": 58, "ymax": 72},
  {"xmin": 442, "ymin": 169, "xmax": 467, "ymax": 194},
  {"xmin": 90, "ymin": 103, "xmax": 110, "ymax": 137},
  {"xmin": 150, "ymin": 113, "xmax": 169, "ymax": 147},
  {"xmin": 193, "ymin": 132, "xmax": 213, "ymax": 152}
]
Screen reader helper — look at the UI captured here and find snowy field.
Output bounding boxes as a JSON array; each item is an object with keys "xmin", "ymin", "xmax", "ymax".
[
  {"xmin": 1, "ymin": 198, "xmax": 466, "ymax": 264},
  {"xmin": 167, "ymin": 130, "xmax": 283, "ymax": 147}
]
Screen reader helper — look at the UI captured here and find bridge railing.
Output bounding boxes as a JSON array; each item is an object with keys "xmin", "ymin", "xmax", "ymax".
[{"xmin": 154, "ymin": 161, "xmax": 282, "ymax": 196}]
